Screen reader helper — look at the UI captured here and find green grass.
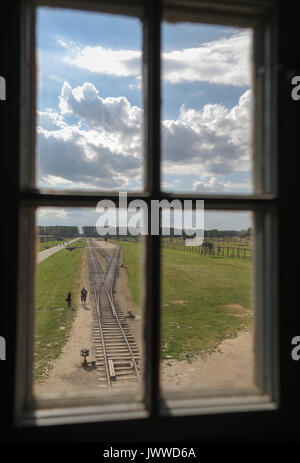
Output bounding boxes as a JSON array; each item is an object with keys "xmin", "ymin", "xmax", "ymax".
[
  {"xmin": 113, "ymin": 239, "xmax": 252, "ymax": 361},
  {"xmin": 160, "ymin": 248, "xmax": 252, "ymax": 360},
  {"xmin": 38, "ymin": 237, "xmax": 85, "ymax": 251},
  {"xmin": 66, "ymin": 238, "xmax": 86, "ymax": 248},
  {"xmin": 39, "ymin": 240, "xmax": 63, "ymax": 252},
  {"xmin": 162, "ymin": 241, "xmax": 252, "ymax": 259},
  {"xmin": 34, "ymin": 245, "xmax": 85, "ymax": 381}
]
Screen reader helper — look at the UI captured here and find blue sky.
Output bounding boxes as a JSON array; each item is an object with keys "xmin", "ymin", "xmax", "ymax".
[{"xmin": 36, "ymin": 7, "xmax": 252, "ymax": 230}]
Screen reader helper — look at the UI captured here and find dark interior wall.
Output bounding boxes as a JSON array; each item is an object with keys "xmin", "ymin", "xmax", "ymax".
[
  {"xmin": 1, "ymin": 0, "xmax": 300, "ymax": 443},
  {"xmin": 277, "ymin": 0, "xmax": 300, "ymax": 433},
  {"xmin": 0, "ymin": 1, "xmax": 21, "ymax": 442}
]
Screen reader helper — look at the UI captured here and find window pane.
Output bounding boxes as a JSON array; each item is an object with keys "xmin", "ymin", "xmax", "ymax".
[
  {"xmin": 161, "ymin": 22, "xmax": 253, "ymax": 195},
  {"xmin": 33, "ymin": 207, "xmax": 144, "ymax": 404},
  {"xmin": 160, "ymin": 210, "xmax": 255, "ymax": 396},
  {"xmin": 36, "ymin": 8, "xmax": 143, "ymax": 191}
]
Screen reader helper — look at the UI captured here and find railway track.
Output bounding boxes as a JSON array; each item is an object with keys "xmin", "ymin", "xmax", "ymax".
[{"xmin": 87, "ymin": 239, "xmax": 141, "ymax": 388}]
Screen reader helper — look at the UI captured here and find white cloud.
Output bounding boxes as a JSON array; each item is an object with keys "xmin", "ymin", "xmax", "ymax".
[
  {"xmin": 64, "ymin": 45, "xmax": 141, "ymax": 77},
  {"xmin": 37, "ymin": 110, "xmax": 66, "ymax": 131},
  {"xmin": 37, "ymin": 82, "xmax": 251, "ymax": 192},
  {"xmin": 37, "ymin": 91, "xmax": 142, "ymax": 190},
  {"xmin": 37, "ymin": 124, "xmax": 141, "ymax": 189},
  {"xmin": 61, "ymin": 30, "xmax": 251, "ymax": 86},
  {"xmin": 38, "ymin": 207, "xmax": 68, "ymax": 218},
  {"xmin": 163, "ymin": 30, "xmax": 251, "ymax": 86},
  {"xmin": 193, "ymin": 177, "xmax": 226, "ymax": 193},
  {"xmin": 59, "ymin": 82, "xmax": 142, "ymax": 147},
  {"xmin": 162, "ymin": 89, "xmax": 252, "ymax": 179},
  {"xmin": 192, "ymin": 177, "xmax": 251, "ymax": 193},
  {"xmin": 162, "ymin": 179, "xmax": 181, "ymax": 189}
]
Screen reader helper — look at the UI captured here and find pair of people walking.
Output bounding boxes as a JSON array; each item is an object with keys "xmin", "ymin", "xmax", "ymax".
[{"xmin": 65, "ymin": 287, "xmax": 88, "ymax": 310}]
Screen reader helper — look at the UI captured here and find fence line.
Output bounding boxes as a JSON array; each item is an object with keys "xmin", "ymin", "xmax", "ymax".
[
  {"xmin": 109, "ymin": 237, "xmax": 252, "ymax": 260},
  {"xmin": 161, "ymin": 241, "xmax": 252, "ymax": 259}
]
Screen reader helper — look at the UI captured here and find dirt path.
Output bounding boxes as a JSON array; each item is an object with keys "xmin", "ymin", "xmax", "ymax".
[
  {"xmin": 34, "ymin": 247, "xmax": 100, "ymax": 397},
  {"xmin": 37, "ymin": 238, "xmax": 80, "ymax": 263},
  {"xmin": 161, "ymin": 329, "xmax": 254, "ymax": 391}
]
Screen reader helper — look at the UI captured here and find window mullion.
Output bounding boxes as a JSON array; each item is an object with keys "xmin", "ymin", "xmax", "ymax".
[{"xmin": 143, "ymin": 0, "xmax": 162, "ymax": 416}]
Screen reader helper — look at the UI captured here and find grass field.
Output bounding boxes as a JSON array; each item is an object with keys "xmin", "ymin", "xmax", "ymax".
[
  {"xmin": 34, "ymin": 240, "xmax": 85, "ymax": 381},
  {"xmin": 66, "ymin": 238, "xmax": 85, "ymax": 248},
  {"xmin": 38, "ymin": 240, "xmax": 63, "ymax": 252},
  {"xmin": 111, "ymin": 239, "xmax": 253, "ymax": 361}
]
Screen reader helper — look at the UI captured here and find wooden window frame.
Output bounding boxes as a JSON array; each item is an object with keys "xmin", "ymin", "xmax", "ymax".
[{"xmin": 3, "ymin": 0, "xmax": 293, "ymax": 442}]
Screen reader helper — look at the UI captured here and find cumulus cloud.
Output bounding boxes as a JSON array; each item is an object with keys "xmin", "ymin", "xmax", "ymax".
[
  {"xmin": 37, "ymin": 82, "xmax": 251, "ymax": 191},
  {"xmin": 62, "ymin": 30, "xmax": 251, "ymax": 86},
  {"xmin": 59, "ymin": 82, "xmax": 142, "ymax": 144},
  {"xmin": 37, "ymin": 125, "xmax": 141, "ymax": 189},
  {"xmin": 163, "ymin": 30, "xmax": 251, "ymax": 86},
  {"xmin": 37, "ymin": 85, "xmax": 143, "ymax": 190},
  {"xmin": 37, "ymin": 110, "xmax": 66, "ymax": 131},
  {"xmin": 162, "ymin": 89, "xmax": 252, "ymax": 178}
]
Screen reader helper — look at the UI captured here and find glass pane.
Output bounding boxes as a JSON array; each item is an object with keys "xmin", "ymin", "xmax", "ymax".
[
  {"xmin": 36, "ymin": 8, "xmax": 143, "ymax": 191},
  {"xmin": 33, "ymin": 207, "xmax": 144, "ymax": 403},
  {"xmin": 160, "ymin": 210, "xmax": 255, "ymax": 396},
  {"xmin": 161, "ymin": 22, "xmax": 253, "ymax": 195}
]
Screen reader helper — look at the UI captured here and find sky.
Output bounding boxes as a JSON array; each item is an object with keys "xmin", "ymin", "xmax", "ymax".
[{"xmin": 36, "ymin": 7, "xmax": 253, "ymax": 230}]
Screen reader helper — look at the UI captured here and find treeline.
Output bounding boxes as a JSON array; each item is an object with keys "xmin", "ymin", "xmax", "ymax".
[
  {"xmin": 204, "ymin": 228, "xmax": 252, "ymax": 238},
  {"xmin": 82, "ymin": 226, "xmax": 130, "ymax": 237},
  {"xmin": 38, "ymin": 226, "xmax": 80, "ymax": 238},
  {"xmin": 38, "ymin": 226, "xmax": 252, "ymax": 239},
  {"xmin": 82, "ymin": 226, "xmax": 98, "ymax": 237},
  {"xmin": 81, "ymin": 226, "xmax": 253, "ymax": 238}
]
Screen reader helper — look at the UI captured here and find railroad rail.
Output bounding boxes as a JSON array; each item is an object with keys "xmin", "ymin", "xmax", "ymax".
[{"xmin": 87, "ymin": 239, "xmax": 141, "ymax": 388}]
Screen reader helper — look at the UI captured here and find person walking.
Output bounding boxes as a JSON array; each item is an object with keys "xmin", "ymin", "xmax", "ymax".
[
  {"xmin": 66, "ymin": 290, "xmax": 72, "ymax": 310},
  {"xmin": 80, "ymin": 287, "xmax": 88, "ymax": 308}
]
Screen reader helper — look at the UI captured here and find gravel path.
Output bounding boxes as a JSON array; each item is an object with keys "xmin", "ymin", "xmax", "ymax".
[
  {"xmin": 161, "ymin": 330, "xmax": 254, "ymax": 391},
  {"xmin": 34, "ymin": 247, "xmax": 100, "ymax": 397},
  {"xmin": 37, "ymin": 238, "xmax": 80, "ymax": 263}
]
